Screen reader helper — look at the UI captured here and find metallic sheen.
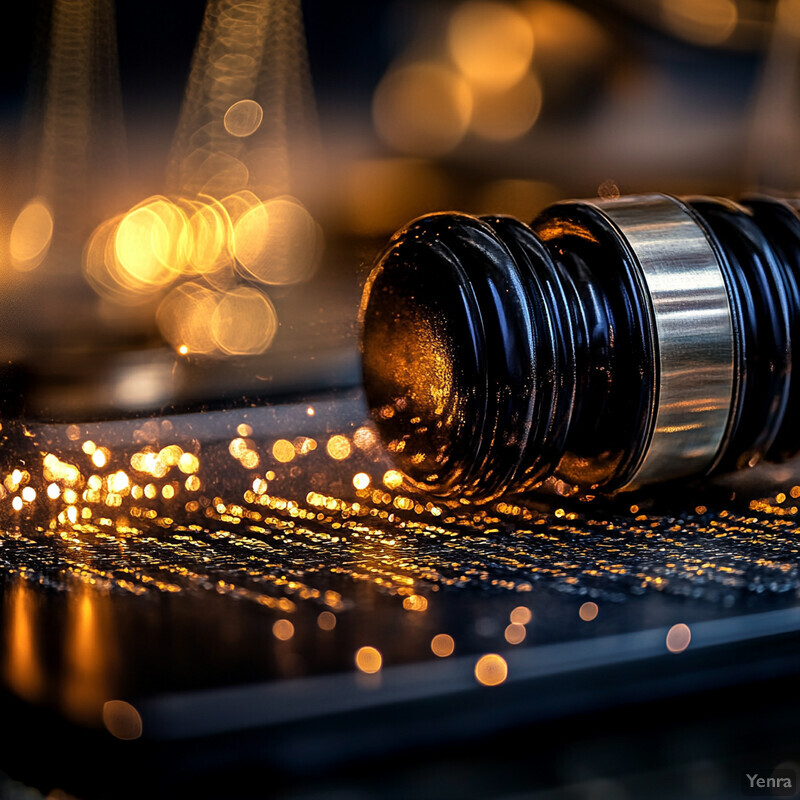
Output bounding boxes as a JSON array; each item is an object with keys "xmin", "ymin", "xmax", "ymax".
[{"xmin": 589, "ymin": 194, "xmax": 735, "ymax": 488}]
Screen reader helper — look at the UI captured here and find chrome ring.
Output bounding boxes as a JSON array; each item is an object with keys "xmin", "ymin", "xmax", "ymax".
[{"xmin": 588, "ymin": 194, "xmax": 735, "ymax": 488}]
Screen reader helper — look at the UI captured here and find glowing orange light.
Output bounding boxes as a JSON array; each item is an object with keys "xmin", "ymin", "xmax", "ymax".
[
  {"xmin": 382, "ymin": 470, "xmax": 403, "ymax": 490},
  {"xmin": 107, "ymin": 471, "xmax": 129, "ymax": 493},
  {"xmin": 660, "ymin": 0, "xmax": 737, "ymax": 45},
  {"xmin": 114, "ymin": 197, "xmax": 188, "ymax": 288},
  {"xmin": 317, "ymin": 611, "xmax": 336, "ymax": 631},
  {"xmin": 373, "ymin": 61, "xmax": 473, "ymax": 156},
  {"xmin": 353, "ymin": 427, "xmax": 377, "ymax": 449},
  {"xmin": 9, "ymin": 198, "xmax": 54, "ymax": 272},
  {"xmin": 402, "ymin": 594, "xmax": 428, "ymax": 612},
  {"xmin": 579, "ymin": 602, "xmax": 599, "ymax": 622},
  {"xmin": 448, "ymin": 1, "xmax": 534, "ymax": 90},
  {"xmin": 469, "ymin": 72, "xmax": 542, "ymax": 141},
  {"xmin": 272, "ymin": 619, "xmax": 295, "ymax": 641},
  {"xmin": 233, "ymin": 196, "xmax": 319, "ymax": 286},
  {"xmin": 475, "ymin": 653, "xmax": 508, "ymax": 686},
  {"xmin": 224, "ymin": 99, "xmax": 264, "ymax": 138},
  {"xmin": 185, "ymin": 199, "xmax": 230, "ymax": 274},
  {"xmin": 157, "ymin": 281, "xmax": 220, "ymax": 355},
  {"xmin": 504, "ymin": 623, "xmax": 526, "ymax": 645},
  {"xmin": 352, "ymin": 472, "xmax": 371, "ymax": 490},
  {"xmin": 102, "ymin": 701, "xmax": 143, "ymax": 740},
  {"xmin": 666, "ymin": 623, "xmax": 691, "ymax": 653},
  {"xmin": 509, "ymin": 606, "xmax": 532, "ymax": 625},
  {"xmin": 326, "ymin": 435, "xmax": 351, "ymax": 461},
  {"xmin": 431, "ymin": 633, "xmax": 455, "ymax": 657},
  {"xmin": 272, "ymin": 439, "xmax": 295, "ymax": 463},
  {"xmin": 211, "ymin": 286, "xmax": 278, "ymax": 355},
  {"xmin": 355, "ymin": 646, "xmax": 382, "ymax": 674}
]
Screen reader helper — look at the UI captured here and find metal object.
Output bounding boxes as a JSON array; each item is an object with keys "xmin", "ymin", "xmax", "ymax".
[
  {"xmin": 590, "ymin": 195, "xmax": 734, "ymax": 489},
  {"xmin": 360, "ymin": 192, "xmax": 799, "ymax": 498}
]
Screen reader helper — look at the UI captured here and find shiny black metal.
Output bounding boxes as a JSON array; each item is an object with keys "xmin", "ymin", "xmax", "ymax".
[{"xmin": 360, "ymin": 195, "xmax": 800, "ymax": 500}]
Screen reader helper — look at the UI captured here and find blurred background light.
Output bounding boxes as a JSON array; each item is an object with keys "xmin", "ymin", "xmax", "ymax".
[
  {"xmin": 372, "ymin": 61, "xmax": 473, "ymax": 156},
  {"xmin": 447, "ymin": 1, "xmax": 535, "ymax": 90},
  {"xmin": 0, "ymin": 0, "xmax": 793, "ymax": 410}
]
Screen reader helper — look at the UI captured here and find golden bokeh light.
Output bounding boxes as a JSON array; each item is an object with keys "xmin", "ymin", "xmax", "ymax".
[
  {"xmin": 352, "ymin": 472, "xmax": 371, "ymax": 490},
  {"xmin": 355, "ymin": 646, "xmax": 383, "ymax": 674},
  {"xmin": 211, "ymin": 285, "xmax": 278, "ymax": 356},
  {"xmin": 373, "ymin": 61, "xmax": 473, "ymax": 156},
  {"xmin": 224, "ymin": 99, "xmax": 264, "ymax": 137},
  {"xmin": 84, "ymin": 214, "xmax": 146, "ymax": 305},
  {"xmin": 469, "ymin": 72, "xmax": 542, "ymax": 141},
  {"xmin": 186, "ymin": 198, "xmax": 231, "ymax": 274},
  {"xmin": 233, "ymin": 196, "xmax": 320, "ymax": 285},
  {"xmin": 272, "ymin": 619, "xmax": 295, "ymax": 641},
  {"xmin": 178, "ymin": 453, "xmax": 200, "ymax": 474},
  {"xmin": 102, "ymin": 700, "xmax": 143, "ymax": 740},
  {"xmin": 9, "ymin": 198, "xmax": 54, "ymax": 272},
  {"xmin": 660, "ymin": 0, "xmax": 738, "ymax": 45},
  {"xmin": 475, "ymin": 653, "xmax": 508, "ymax": 686},
  {"xmin": 382, "ymin": 470, "xmax": 404, "ymax": 490},
  {"xmin": 666, "ymin": 622, "xmax": 692, "ymax": 653},
  {"xmin": 579, "ymin": 601, "xmax": 598, "ymax": 622},
  {"xmin": 509, "ymin": 606, "xmax": 532, "ymax": 625},
  {"xmin": 317, "ymin": 611, "xmax": 337, "ymax": 631},
  {"xmin": 326, "ymin": 435, "xmax": 352, "ymax": 461},
  {"xmin": 448, "ymin": 1, "xmax": 535, "ymax": 90},
  {"xmin": 272, "ymin": 439, "xmax": 296, "ymax": 463},
  {"xmin": 157, "ymin": 281, "xmax": 220, "ymax": 355},
  {"xmin": 522, "ymin": 0, "xmax": 610, "ymax": 79},
  {"xmin": 504, "ymin": 622, "xmax": 526, "ymax": 645},
  {"xmin": 402, "ymin": 594, "xmax": 428, "ymax": 612},
  {"xmin": 114, "ymin": 197, "xmax": 189, "ymax": 289},
  {"xmin": 431, "ymin": 633, "xmax": 455, "ymax": 658}
]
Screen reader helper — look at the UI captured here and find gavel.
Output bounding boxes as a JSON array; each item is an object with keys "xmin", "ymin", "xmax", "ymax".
[{"xmin": 359, "ymin": 193, "xmax": 799, "ymax": 500}]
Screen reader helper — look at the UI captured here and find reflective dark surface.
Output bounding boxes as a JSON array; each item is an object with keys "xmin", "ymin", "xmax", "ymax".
[{"xmin": 2, "ymin": 388, "xmax": 800, "ymax": 796}]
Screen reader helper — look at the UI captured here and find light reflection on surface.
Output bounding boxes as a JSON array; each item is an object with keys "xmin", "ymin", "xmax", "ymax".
[
  {"xmin": 2, "ymin": 394, "xmax": 800, "ymax": 720},
  {"xmin": 4, "ymin": 580, "xmax": 44, "ymax": 704},
  {"xmin": 62, "ymin": 586, "xmax": 113, "ymax": 725}
]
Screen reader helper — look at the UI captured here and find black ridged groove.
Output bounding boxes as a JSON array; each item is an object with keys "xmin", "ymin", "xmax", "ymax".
[{"xmin": 360, "ymin": 196, "xmax": 800, "ymax": 500}]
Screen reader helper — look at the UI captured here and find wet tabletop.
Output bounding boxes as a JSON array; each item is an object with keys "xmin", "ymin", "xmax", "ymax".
[{"xmin": 1, "ymin": 387, "xmax": 800, "ymax": 751}]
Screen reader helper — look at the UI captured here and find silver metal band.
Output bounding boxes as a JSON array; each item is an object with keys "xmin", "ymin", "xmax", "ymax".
[{"xmin": 588, "ymin": 194, "xmax": 735, "ymax": 489}]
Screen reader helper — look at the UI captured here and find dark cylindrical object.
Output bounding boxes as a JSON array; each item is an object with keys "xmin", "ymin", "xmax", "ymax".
[{"xmin": 359, "ymin": 193, "xmax": 800, "ymax": 500}]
